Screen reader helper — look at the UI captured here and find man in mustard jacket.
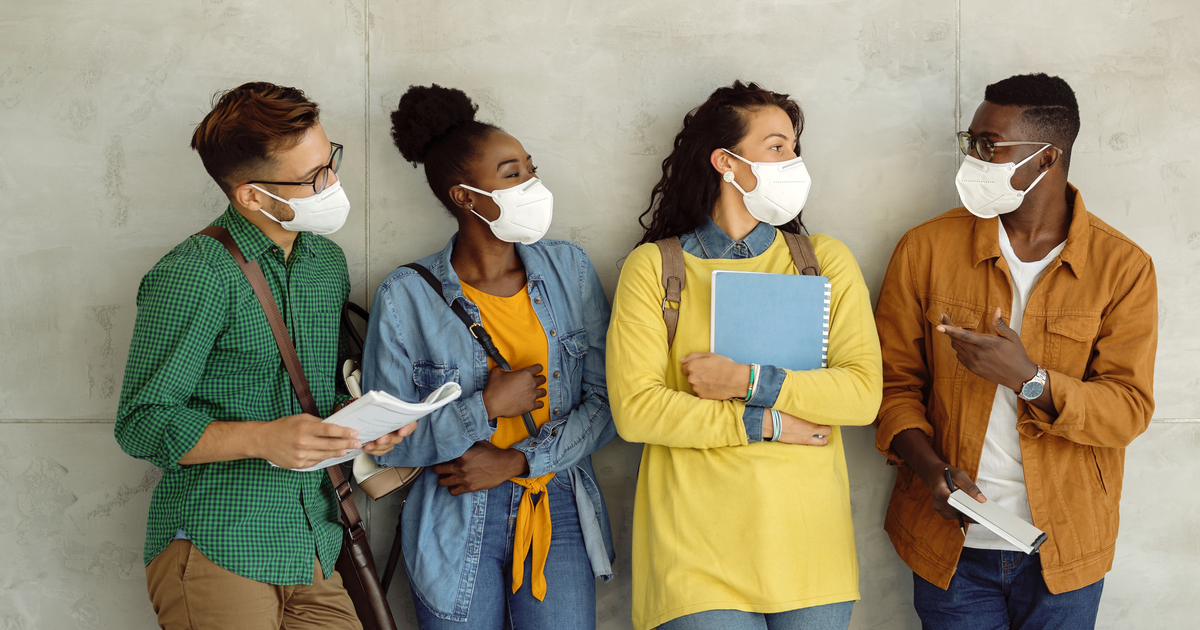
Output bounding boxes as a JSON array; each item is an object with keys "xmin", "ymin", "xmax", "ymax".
[{"xmin": 873, "ymin": 73, "xmax": 1157, "ymax": 629}]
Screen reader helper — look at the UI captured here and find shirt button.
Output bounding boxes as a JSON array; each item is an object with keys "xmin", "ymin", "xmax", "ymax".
[
  {"xmin": 553, "ymin": 371, "xmax": 561, "ymax": 378},
  {"xmin": 534, "ymin": 297, "xmax": 542, "ymax": 304},
  {"xmin": 550, "ymin": 330, "xmax": 557, "ymax": 337}
]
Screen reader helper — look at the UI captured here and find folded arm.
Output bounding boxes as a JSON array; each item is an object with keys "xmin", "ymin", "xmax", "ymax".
[{"xmin": 510, "ymin": 254, "xmax": 617, "ymax": 475}]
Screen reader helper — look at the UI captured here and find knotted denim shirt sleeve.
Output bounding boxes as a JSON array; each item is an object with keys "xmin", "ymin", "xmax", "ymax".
[
  {"xmin": 361, "ymin": 269, "xmax": 493, "ymax": 467},
  {"xmin": 506, "ymin": 245, "xmax": 617, "ymax": 477}
]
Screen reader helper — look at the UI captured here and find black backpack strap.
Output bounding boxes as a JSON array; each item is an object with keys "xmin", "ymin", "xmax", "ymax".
[
  {"xmin": 402, "ymin": 263, "xmax": 539, "ymax": 438},
  {"xmin": 340, "ymin": 301, "xmax": 370, "ymax": 360}
]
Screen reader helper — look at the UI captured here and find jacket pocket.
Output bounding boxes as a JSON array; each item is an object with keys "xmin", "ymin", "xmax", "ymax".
[
  {"xmin": 559, "ymin": 328, "xmax": 588, "ymax": 384},
  {"xmin": 1045, "ymin": 314, "xmax": 1100, "ymax": 377},
  {"xmin": 924, "ymin": 301, "xmax": 982, "ymax": 382},
  {"xmin": 412, "ymin": 361, "xmax": 460, "ymax": 399}
]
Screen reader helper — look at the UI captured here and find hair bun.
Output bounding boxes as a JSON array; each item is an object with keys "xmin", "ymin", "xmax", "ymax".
[{"xmin": 390, "ymin": 84, "xmax": 479, "ymax": 165}]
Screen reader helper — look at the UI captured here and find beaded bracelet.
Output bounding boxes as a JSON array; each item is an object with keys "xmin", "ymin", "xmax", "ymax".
[{"xmin": 745, "ymin": 363, "xmax": 758, "ymax": 401}]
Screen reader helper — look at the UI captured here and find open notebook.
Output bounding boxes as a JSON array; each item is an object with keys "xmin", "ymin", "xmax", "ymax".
[{"xmin": 286, "ymin": 382, "xmax": 461, "ymax": 472}]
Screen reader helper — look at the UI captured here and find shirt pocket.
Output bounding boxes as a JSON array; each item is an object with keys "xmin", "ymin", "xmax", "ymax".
[
  {"xmin": 558, "ymin": 328, "xmax": 589, "ymax": 386},
  {"xmin": 924, "ymin": 301, "xmax": 984, "ymax": 382},
  {"xmin": 412, "ymin": 361, "xmax": 460, "ymax": 400},
  {"xmin": 1044, "ymin": 314, "xmax": 1100, "ymax": 378}
]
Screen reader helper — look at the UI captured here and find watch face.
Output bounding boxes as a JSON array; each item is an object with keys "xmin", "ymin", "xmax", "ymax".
[{"xmin": 1021, "ymin": 380, "xmax": 1044, "ymax": 401}]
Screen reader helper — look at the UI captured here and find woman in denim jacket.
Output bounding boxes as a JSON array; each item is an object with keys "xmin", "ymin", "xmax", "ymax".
[{"xmin": 362, "ymin": 84, "xmax": 616, "ymax": 630}]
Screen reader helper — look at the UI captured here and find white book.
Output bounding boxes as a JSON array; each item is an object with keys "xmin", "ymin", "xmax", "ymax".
[
  {"xmin": 948, "ymin": 489, "xmax": 1049, "ymax": 554},
  {"xmin": 287, "ymin": 382, "xmax": 461, "ymax": 472}
]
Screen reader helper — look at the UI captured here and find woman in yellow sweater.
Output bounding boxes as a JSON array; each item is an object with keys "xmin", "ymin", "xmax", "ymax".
[{"xmin": 607, "ymin": 81, "xmax": 883, "ymax": 630}]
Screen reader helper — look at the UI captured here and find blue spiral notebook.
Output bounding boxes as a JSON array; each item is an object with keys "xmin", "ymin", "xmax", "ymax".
[{"xmin": 710, "ymin": 270, "xmax": 831, "ymax": 370}]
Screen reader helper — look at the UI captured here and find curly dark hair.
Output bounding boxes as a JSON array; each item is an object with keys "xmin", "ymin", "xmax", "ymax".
[
  {"xmin": 985, "ymin": 73, "xmax": 1080, "ymax": 172},
  {"xmin": 637, "ymin": 80, "xmax": 806, "ymax": 246},
  {"xmin": 390, "ymin": 84, "xmax": 499, "ymax": 214}
]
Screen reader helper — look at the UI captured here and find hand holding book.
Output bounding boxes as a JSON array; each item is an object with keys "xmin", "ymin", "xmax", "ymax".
[{"xmin": 679, "ymin": 352, "xmax": 752, "ymax": 400}]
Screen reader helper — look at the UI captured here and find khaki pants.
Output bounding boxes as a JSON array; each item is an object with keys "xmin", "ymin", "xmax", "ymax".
[{"xmin": 146, "ymin": 540, "xmax": 363, "ymax": 630}]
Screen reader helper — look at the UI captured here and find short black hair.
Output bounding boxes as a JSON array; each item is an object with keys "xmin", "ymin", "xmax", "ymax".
[
  {"xmin": 985, "ymin": 73, "xmax": 1080, "ymax": 172},
  {"xmin": 390, "ymin": 84, "xmax": 499, "ymax": 215}
]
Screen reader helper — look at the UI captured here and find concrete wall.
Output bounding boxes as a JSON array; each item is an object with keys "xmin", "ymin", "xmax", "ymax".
[{"xmin": 2, "ymin": 1, "xmax": 1196, "ymax": 628}]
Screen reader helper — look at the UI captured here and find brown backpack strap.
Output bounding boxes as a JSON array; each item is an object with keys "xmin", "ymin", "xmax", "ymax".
[
  {"xmin": 195, "ymin": 225, "xmax": 369, "ymax": 547},
  {"xmin": 654, "ymin": 237, "xmax": 686, "ymax": 349},
  {"xmin": 653, "ymin": 232, "xmax": 817, "ymax": 350},
  {"xmin": 782, "ymin": 231, "xmax": 821, "ymax": 276}
]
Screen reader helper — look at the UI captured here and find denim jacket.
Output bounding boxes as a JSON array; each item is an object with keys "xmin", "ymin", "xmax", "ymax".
[{"xmin": 362, "ymin": 234, "xmax": 616, "ymax": 621}]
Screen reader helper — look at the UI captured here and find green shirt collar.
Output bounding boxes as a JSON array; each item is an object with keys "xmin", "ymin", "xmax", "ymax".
[{"xmin": 213, "ymin": 205, "xmax": 317, "ymax": 262}]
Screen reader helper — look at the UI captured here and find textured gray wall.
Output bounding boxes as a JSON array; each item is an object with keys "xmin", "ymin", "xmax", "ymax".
[{"xmin": 2, "ymin": 1, "xmax": 1197, "ymax": 628}]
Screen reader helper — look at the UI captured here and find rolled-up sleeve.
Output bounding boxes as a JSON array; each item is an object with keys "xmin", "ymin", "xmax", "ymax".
[
  {"xmin": 1018, "ymin": 257, "xmax": 1157, "ymax": 447},
  {"xmin": 115, "ymin": 256, "xmax": 225, "ymax": 471}
]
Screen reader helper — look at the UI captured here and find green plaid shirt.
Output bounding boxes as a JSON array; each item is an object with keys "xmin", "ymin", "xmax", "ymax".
[{"xmin": 116, "ymin": 206, "xmax": 350, "ymax": 585}]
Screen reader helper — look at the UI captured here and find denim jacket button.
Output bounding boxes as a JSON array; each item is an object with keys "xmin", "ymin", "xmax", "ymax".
[
  {"xmin": 553, "ymin": 371, "xmax": 560, "ymax": 378},
  {"xmin": 550, "ymin": 329, "xmax": 557, "ymax": 336},
  {"xmin": 553, "ymin": 408, "xmax": 561, "ymax": 415},
  {"xmin": 534, "ymin": 297, "xmax": 542, "ymax": 304}
]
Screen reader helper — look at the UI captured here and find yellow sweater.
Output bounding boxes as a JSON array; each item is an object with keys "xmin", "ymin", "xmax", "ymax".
[{"xmin": 607, "ymin": 232, "xmax": 882, "ymax": 629}]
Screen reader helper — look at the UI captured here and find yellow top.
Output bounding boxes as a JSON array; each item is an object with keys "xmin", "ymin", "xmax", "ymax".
[
  {"xmin": 607, "ymin": 231, "xmax": 883, "ymax": 629},
  {"xmin": 460, "ymin": 281, "xmax": 556, "ymax": 601}
]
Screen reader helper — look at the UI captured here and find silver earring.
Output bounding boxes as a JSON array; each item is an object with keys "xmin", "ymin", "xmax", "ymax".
[{"xmin": 723, "ymin": 171, "xmax": 735, "ymax": 183}]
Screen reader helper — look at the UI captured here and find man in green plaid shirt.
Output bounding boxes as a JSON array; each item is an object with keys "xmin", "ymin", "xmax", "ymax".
[{"xmin": 115, "ymin": 82, "xmax": 411, "ymax": 630}]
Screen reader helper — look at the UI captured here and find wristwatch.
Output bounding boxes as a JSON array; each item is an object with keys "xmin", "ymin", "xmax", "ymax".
[{"xmin": 1017, "ymin": 366, "xmax": 1048, "ymax": 401}]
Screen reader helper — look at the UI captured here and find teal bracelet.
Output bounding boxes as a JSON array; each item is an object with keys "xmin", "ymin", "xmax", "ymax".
[
  {"xmin": 745, "ymin": 364, "xmax": 757, "ymax": 401},
  {"xmin": 770, "ymin": 408, "xmax": 783, "ymax": 442}
]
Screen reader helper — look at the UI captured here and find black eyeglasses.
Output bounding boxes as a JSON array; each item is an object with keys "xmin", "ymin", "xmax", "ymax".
[
  {"xmin": 247, "ymin": 142, "xmax": 343, "ymax": 193},
  {"xmin": 957, "ymin": 132, "xmax": 1049, "ymax": 163}
]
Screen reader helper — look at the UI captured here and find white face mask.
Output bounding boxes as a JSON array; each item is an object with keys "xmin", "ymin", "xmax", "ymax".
[
  {"xmin": 250, "ymin": 180, "xmax": 351, "ymax": 235},
  {"xmin": 954, "ymin": 144, "xmax": 1051, "ymax": 219},
  {"xmin": 721, "ymin": 149, "xmax": 812, "ymax": 226},
  {"xmin": 459, "ymin": 177, "xmax": 554, "ymax": 245}
]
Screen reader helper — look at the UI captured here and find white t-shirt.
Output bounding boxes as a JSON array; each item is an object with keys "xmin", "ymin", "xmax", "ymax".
[{"xmin": 963, "ymin": 221, "xmax": 1065, "ymax": 550}]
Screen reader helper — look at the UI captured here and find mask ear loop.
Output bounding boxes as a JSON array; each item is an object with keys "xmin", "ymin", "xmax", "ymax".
[
  {"xmin": 248, "ymin": 183, "xmax": 292, "ymax": 226},
  {"xmin": 458, "ymin": 183, "xmax": 502, "ymax": 226},
  {"xmin": 1013, "ymin": 145, "xmax": 1053, "ymax": 195},
  {"xmin": 720, "ymin": 149, "xmax": 758, "ymax": 195}
]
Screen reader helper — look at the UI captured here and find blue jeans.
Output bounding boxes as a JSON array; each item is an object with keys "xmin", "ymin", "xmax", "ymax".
[
  {"xmin": 657, "ymin": 602, "xmax": 854, "ymax": 630},
  {"xmin": 913, "ymin": 547, "xmax": 1104, "ymax": 630},
  {"xmin": 412, "ymin": 476, "xmax": 596, "ymax": 630}
]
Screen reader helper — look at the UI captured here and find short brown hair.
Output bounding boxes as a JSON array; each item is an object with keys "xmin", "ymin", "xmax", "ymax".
[{"xmin": 190, "ymin": 82, "xmax": 320, "ymax": 196}]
